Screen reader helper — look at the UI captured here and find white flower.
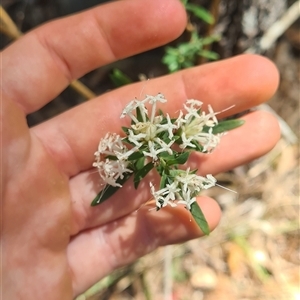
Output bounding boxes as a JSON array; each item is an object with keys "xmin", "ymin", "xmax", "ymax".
[
  {"xmin": 115, "ymin": 146, "xmax": 139, "ymax": 161},
  {"xmin": 154, "ymin": 138, "xmax": 174, "ymax": 155},
  {"xmin": 174, "ymin": 168, "xmax": 216, "ymax": 194},
  {"xmin": 131, "ymin": 119, "xmax": 160, "ymax": 141},
  {"xmin": 177, "ymin": 188, "xmax": 196, "ymax": 210},
  {"xmin": 184, "ymin": 99, "xmax": 203, "ymax": 120},
  {"xmin": 156, "ymin": 113, "xmax": 178, "ymax": 139},
  {"xmin": 178, "ymin": 103, "xmax": 220, "ymax": 152},
  {"xmin": 201, "ymin": 128, "xmax": 221, "ymax": 153},
  {"xmin": 145, "ymin": 93, "xmax": 167, "ymax": 122},
  {"xmin": 128, "ymin": 129, "xmax": 146, "ymax": 147},
  {"xmin": 173, "ymin": 110, "xmax": 185, "ymax": 128},
  {"xmin": 202, "ymin": 174, "xmax": 217, "ymax": 189},
  {"xmin": 186, "ymin": 99, "xmax": 203, "ymax": 108},
  {"xmin": 120, "ymin": 99, "xmax": 148, "ymax": 123},
  {"xmin": 180, "ymin": 128, "xmax": 220, "ymax": 153},
  {"xmin": 93, "ymin": 133, "xmax": 133, "ymax": 186},
  {"xmin": 121, "ymin": 94, "xmax": 177, "ymax": 162},
  {"xmin": 93, "ymin": 159, "xmax": 132, "ymax": 187},
  {"xmin": 142, "ymin": 138, "xmax": 174, "ymax": 161},
  {"xmin": 150, "ymin": 182, "xmax": 180, "ymax": 208},
  {"xmin": 143, "ymin": 141, "xmax": 159, "ymax": 160},
  {"xmin": 150, "ymin": 169, "xmax": 216, "ymax": 210},
  {"xmin": 180, "ymin": 131, "xmax": 196, "ymax": 149},
  {"xmin": 207, "ymin": 105, "xmax": 218, "ymax": 126},
  {"xmin": 95, "ymin": 133, "xmax": 125, "ymax": 156}
]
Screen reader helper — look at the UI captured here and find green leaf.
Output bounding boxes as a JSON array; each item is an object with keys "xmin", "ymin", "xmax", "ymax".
[
  {"xmin": 163, "ymin": 151, "xmax": 190, "ymax": 166},
  {"xmin": 191, "ymin": 140, "xmax": 204, "ymax": 152},
  {"xmin": 135, "ymin": 156, "xmax": 145, "ymax": 171},
  {"xmin": 134, "ymin": 162, "xmax": 154, "ymax": 189},
  {"xmin": 91, "ymin": 173, "xmax": 132, "ymax": 206},
  {"xmin": 109, "ymin": 68, "xmax": 132, "ymax": 87},
  {"xmin": 186, "ymin": 4, "xmax": 215, "ymax": 24},
  {"xmin": 198, "ymin": 49, "xmax": 219, "ymax": 60},
  {"xmin": 136, "ymin": 106, "xmax": 143, "ymax": 122},
  {"xmin": 212, "ymin": 119, "xmax": 245, "ymax": 134},
  {"xmin": 159, "ymin": 151, "xmax": 172, "ymax": 158},
  {"xmin": 201, "ymin": 35, "xmax": 221, "ymax": 45},
  {"xmin": 121, "ymin": 126, "xmax": 130, "ymax": 134},
  {"xmin": 190, "ymin": 202, "xmax": 210, "ymax": 235},
  {"xmin": 158, "ymin": 109, "xmax": 165, "ymax": 117},
  {"xmin": 128, "ymin": 151, "xmax": 144, "ymax": 161},
  {"xmin": 105, "ymin": 155, "xmax": 118, "ymax": 160},
  {"xmin": 159, "ymin": 171, "xmax": 168, "ymax": 189},
  {"xmin": 169, "ymin": 169, "xmax": 182, "ymax": 178}
]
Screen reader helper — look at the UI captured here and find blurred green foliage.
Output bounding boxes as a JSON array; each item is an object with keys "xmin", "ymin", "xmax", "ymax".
[
  {"xmin": 162, "ymin": 0, "xmax": 220, "ymax": 72},
  {"xmin": 109, "ymin": 68, "xmax": 132, "ymax": 87}
]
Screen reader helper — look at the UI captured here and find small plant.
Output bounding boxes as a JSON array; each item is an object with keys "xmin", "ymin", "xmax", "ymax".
[
  {"xmin": 163, "ymin": 32, "xmax": 220, "ymax": 72},
  {"xmin": 91, "ymin": 93, "xmax": 244, "ymax": 235},
  {"xmin": 162, "ymin": 1, "xmax": 220, "ymax": 73}
]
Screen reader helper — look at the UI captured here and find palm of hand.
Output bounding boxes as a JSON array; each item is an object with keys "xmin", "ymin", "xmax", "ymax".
[{"xmin": 2, "ymin": 0, "xmax": 280, "ymax": 299}]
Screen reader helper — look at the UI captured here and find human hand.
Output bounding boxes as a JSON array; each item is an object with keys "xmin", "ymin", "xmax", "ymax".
[{"xmin": 2, "ymin": 0, "xmax": 280, "ymax": 299}]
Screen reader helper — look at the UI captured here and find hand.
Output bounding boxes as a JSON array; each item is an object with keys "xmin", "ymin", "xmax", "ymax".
[{"xmin": 2, "ymin": 0, "xmax": 280, "ymax": 298}]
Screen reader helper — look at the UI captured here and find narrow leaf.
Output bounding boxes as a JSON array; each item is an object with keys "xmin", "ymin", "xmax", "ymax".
[
  {"xmin": 128, "ymin": 151, "xmax": 144, "ymax": 161},
  {"xmin": 121, "ymin": 126, "xmax": 129, "ymax": 134},
  {"xmin": 134, "ymin": 162, "xmax": 154, "ymax": 189},
  {"xmin": 201, "ymin": 35, "xmax": 221, "ymax": 45},
  {"xmin": 169, "ymin": 169, "xmax": 182, "ymax": 178},
  {"xmin": 186, "ymin": 4, "xmax": 215, "ymax": 24},
  {"xmin": 191, "ymin": 140, "xmax": 204, "ymax": 152},
  {"xmin": 212, "ymin": 119, "xmax": 245, "ymax": 134},
  {"xmin": 91, "ymin": 173, "xmax": 132, "ymax": 206},
  {"xmin": 190, "ymin": 202, "xmax": 210, "ymax": 235},
  {"xmin": 165, "ymin": 151, "xmax": 190, "ymax": 166},
  {"xmin": 159, "ymin": 171, "xmax": 168, "ymax": 189},
  {"xmin": 198, "ymin": 49, "xmax": 219, "ymax": 60},
  {"xmin": 136, "ymin": 106, "xmax": 144, "ymax": 122},
  {"xmin": 135, "ymin": 156, "xmax": 145, "ymax": 171}
]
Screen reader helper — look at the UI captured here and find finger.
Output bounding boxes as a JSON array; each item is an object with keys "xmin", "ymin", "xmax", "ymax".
[
  {"xmin": 68, "ymin": 196, "xmax": 221, "ymax": 296},
  {"xmin": 2, "ymin": 0, "xmax": 186, "ymax": 113},
  {"xmin": 69, "ymin": 109, "xmax": 279, "ymax": 234},
  {"xmin": 32, "ymin": 54, "xmax": 280, "ymax": 176}
]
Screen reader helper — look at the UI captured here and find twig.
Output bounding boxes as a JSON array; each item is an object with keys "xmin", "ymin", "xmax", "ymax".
[
  {"xmin": 0, "ymin": 5, "xmax": 96, "ymax": 100},
  {"xmin": 70, "ymin": 80, "xmax": 96, "ymax": 100},
  {"xmin": 0, "ymin": 6, "xmax": 22, "ymax": 39}
]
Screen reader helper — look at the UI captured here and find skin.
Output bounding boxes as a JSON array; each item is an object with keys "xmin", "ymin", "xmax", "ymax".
[{"xmin": 1, "ymin": 0, "xmax": 280, "ymax": 299}]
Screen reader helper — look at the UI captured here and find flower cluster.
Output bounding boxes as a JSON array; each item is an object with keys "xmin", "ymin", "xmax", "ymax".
[
  {"xmin": 92, "ymin": 93, "xmax": 244, "ymax": 234},
  {"xmin": 179, "ymin": 100, "xmax": 220, "ymax": 152},
  {"xmin": 150, "ymin": 169, "xmax": 216, "ymax": 210},
  {"xmin": 93, "ymin": 133, "xmax": 134, "ymax": 187}
]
